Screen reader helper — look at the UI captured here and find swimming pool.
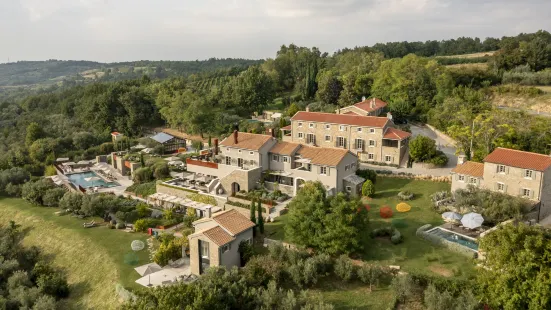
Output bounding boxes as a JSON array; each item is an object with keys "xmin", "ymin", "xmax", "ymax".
[
  {"xmin": 67, "ymin": 171, "xmax": 119, "ymax": 189},
  {"xmin": 426, "ymin": 227, "xmax": 479, "ymax": 251}
]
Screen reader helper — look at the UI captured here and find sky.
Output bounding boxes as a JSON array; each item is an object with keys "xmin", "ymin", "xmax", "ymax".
[{"xmin": 1, "ymin": 0, "xmax": 550, "ymax": 63}]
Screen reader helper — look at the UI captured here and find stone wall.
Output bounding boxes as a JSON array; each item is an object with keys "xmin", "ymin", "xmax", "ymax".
[{"xmin": 264, "ymin": 181, "xmax": 294, "ymax": 196}]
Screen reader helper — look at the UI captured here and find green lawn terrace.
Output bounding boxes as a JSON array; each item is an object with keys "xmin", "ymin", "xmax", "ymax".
[{"xmin": 265, "ymin": 176, "xmax": 477, "ymax": 278}]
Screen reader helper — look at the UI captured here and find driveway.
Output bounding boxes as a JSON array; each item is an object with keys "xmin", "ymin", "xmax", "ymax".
[{"xmin": 360, "ymin": 124, "xmax": 457, "ymax": 177}]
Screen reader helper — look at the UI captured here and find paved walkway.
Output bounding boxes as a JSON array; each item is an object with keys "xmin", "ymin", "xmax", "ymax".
[{"xmin": 360, "ymin": 124, "xmax": 458, "ymax": 177}]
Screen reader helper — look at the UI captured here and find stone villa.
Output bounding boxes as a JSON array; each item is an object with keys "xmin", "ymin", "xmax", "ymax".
[
  {"xmin": 281, "ymin": 111, "xmax": 411, "ymax": 166},
  {"xmin": 184, "ymin": 131, "xmax": 365, "ymax": 197},
  {"xmin": 451, "ymin": 147, "xmax": 551, "ymax": 219},
  {"xmin": 336, "ymin": 97, "xmax": 388, "ymax": 116}
]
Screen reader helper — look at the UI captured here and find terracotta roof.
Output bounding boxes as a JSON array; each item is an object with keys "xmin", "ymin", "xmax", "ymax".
[
  {"xmin": 281, "ymin": 125, "xmax": 292, "ymax": 131},
  {"xmin": 353, "ymin": 98, "xmax": 388, "ymax": 113},
  {"xmin": 343, "ymin": 111, "xmax": 361, "ymax": 115},
  {"xmin": 202, "ymin": 226, "xmax": 235, "ymax": 246},
  {"xmin": 296, "ymin": 146, "xmax": 351, "ymax": 166},
  {"xmin": 383, "ymin": 128, "xmax": 412, "ymax": 140},
  {"xmin": 111, "ymin": 132, "xmax": 121, "ymax": 136},
  {"xmin": 212, "ymin": 209, "xmax": 255, "ymax": 235},
  {"xmin": 292, "ymin": 111, "xmax": 389, "ymax": 128},
  {"xmin": 483, "ymin": 148, "xmax": 551, "ymax": 171},
  {"xmin": 451, "ymin": 161, "xmax": 484, "ymax": 177},
  {"xmin": 270, "ymin": 142, "xmax": 301, "ymax": 156},
  {"xmin": 220, "ymin": 132, "xmax": 275, "ymax": 151}
]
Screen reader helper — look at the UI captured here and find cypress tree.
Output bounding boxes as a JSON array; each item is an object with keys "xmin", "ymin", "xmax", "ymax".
[
  {"xmin": 250, "ymin": 200, "xmax": 256, "ymax": 224},
  {"xmin": 257, "ymin": 199, "xmax": 264, "ymax": 234}
]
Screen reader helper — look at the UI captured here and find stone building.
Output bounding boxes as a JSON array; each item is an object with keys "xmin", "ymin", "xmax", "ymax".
[
  {"xmin": 336, "ymin": 97, "xmax": 388, "ymax": 116},
  {"xmin": 451, "ymin": 147, "xmax": 551, "ymax": 219},
  {"xmin": 188, "ymin": 209, "xmax": 255, "ymax": 275},
  {"xmin": 281, "ymin": 111, "xmax": 411, "ymax": 166}
]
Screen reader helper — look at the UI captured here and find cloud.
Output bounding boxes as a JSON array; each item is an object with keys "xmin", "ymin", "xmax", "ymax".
[{"xmin": 0, "ymin": 0, "xmax": 550, "ymax": 62}]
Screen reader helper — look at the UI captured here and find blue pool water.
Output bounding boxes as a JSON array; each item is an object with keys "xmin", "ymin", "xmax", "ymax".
[
  {"xmin": 426, "ymin": 227, "xmax": 479, "ymax": 251},
  {"xmin": 67, "ymin": 171, "xmax": 119, "ymax": 189}
]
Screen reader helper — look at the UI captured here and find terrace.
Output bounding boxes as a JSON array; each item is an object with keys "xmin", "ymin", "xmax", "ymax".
[{"xmin": 163, "ymin": 173, "xmax": 217, "ymax": 193}]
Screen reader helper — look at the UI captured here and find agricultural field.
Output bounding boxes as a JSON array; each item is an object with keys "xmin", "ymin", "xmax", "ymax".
[{"xmin": 439, "ymin": 51, "xmax": 497, "ymax": 58}]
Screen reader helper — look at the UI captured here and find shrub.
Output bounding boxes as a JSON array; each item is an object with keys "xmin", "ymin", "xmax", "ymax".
[
  {"xmin": 134, "ymin": 218, "xmax": 161, "ymax": 232},
  {"xmin": 242, "ymin": 255, "xmax": 285, "ymax": 286},
  {"xmin": 371, "ymin": 226, "xmax": 403, "ymax": 244},
  {"xmin": 424, "ymin": 284, "xmax": 454, "ymax": 310},
  {"xmin": 380, "ymin": 206, "xmax": 393, "ymax": 218},
  {"xmin": 188, "ymin": 193, "xmax": 217, "ymax": 206},
  {"xmin": 397, "ymin": 191, "xmax": 414, "ymax": 201},
  {"xmin": 396, "ymin": 202, "xmax": 412, "ymax": 212},
  {"xmin": 391, "ymin": 230, "xmax": 403, "ymax": 244},
  {"xmin": 334, "ymin": 255, "xmax": 355, "ymax": 282},
  {"xmin": 238, "ymin": 240, "xmax": 254, "ymax": 266},
  {"xmin": 356, "ymin": 169, "xmax": 376, "ymax": 184},
  {"xmin": 391, "ymin": 274, "xmax": 416, "ymax": 303},
  {"xmin": 116, "ymin": 223, "xmax": 125, "ymax": 229},
  {"xmin": 133, "ymin": 167, "xmax": 153, "ymax": 184},
  {"xmin": 37, "ymin": 273, "xmax": 69, "ymax": 299},
  {"xmin": 357, "ymin": 265, "xmax": 384, "ymax": 290},
  {"xmin": 429, "ymin": 151, "xmax": 449, "ymax": 167},
  {"xmin": 44, "ymin": 166, "xmax": 57, "ymax": 177},
  {"xmin": 361, "ymin": 180, "xmax": 375, "ymax": 197}
]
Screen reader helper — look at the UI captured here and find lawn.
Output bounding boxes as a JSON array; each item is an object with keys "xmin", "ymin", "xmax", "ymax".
[
  {"xmin": 0, "ymin": 197, "xmax": 150, "ymax": 310},
  {"xmin": 264, "ymin": 176, "xmax": 477, "ymax": 278}
]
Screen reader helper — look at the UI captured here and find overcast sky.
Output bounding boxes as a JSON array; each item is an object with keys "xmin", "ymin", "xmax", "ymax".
[{"xmin": 1, "ymin": 0, "xmax": 550, "ymax": 63}]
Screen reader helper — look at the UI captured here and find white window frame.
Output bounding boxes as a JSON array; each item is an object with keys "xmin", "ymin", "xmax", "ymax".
[
  {"xmin": 337, "ymin": 136, "xmax": 345, "ymax": 147},
  {"xmin": 339, "ymin": 125, "xmax": 346, "ymax": 131},
  {"xmin": 238, "ymin": 150, "xmax": 242, "ymax": 153},
  {"xmin": 325, "ymin": 124, "xmax": 331, "ymax": 130},
  {"xmin": 201, "ymin": 241, "xmax": 209, "ymax": 258},
  {"xmin": 309, "ymin": 123, "xmax": 314, "ymax": 128},
  {"xmin": 497, "ymin": 165, "xmax": 506, "ymax": 173},
  {"xmin": 524, "ymin": 169, "xmax": 533, "ymax": 179},
  {"xmin": 357, "ymin": 127, "xmax": 362, "ymax": 132},
  {"xmin": 522, "ymin": 188, "xmax": 531, "ymax": 197},
  {"xmin": 368, "ymin": 140, "xmax": 376, "ymax": 147},
  {"xmin": 320, "ymin": 166, "xmax": 327, "ymax": 175},
  {"xmin": 458, "ymin": 175, "xmax": 465, "ymax": 182},
  {"xmin": 345, "ymin": 165, "xmax": 350, "ymax": 171},
  {"xmin": 369, "ymin": 128, "xmax": 375, "ymax": 134},
  {"xmin": 297, "ymin": 132, "xmax": 304, "ymax": 139},
  {"xmin": 355, "ymin": 138, "xmax": 364, "ymax": 150},
  {"xmin": 272, "ymin": 155, "xmax": 279, "ymax": 162},
  {"xmin": 385, "ymin": 155, "xmax": 392, "ymax": 162},
  {"xmin": 469, "ymin": 177, "xmax": 477, "ymax": 184},
  {"xmin": 368, "ymin": 153, "xmax": 374, "ymax": 160},
  {"xmin": 497, "ymin": 182, "xmax": 505, "ymax": 192},
  {"xmin": 325, "ymin": 135, "xmax": 331, "ymax": 142},
  {"xmin": 283, "ymin": 156, "xmax": 289, "ymax": 163},
  {"xmin": 249, "ymin": 151, "xmax": 254, "ymax": 155},
  {"xmin": 298, "ymin": 122, "xmax": 303, "ymax": 127}
]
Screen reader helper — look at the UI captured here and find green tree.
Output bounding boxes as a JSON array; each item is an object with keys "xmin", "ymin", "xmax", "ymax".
[
  {"xmin": 42, "ymin": 188, "xmax": 66, "ymax": 208},
  {"xmin": 478, "ymin": 224, "xmax": 551, "ymax": 309},
  {"xmin": 250, "ymin": 201, "xmax": 256, "ymax": 224},
  {"xmin": 257, "ymin": 200, "xmax": 264, "ymax": 234},
  {"xmin": 25, "ymin": 122, "xmax": 43, "ymax": 147},
  {"xmin": 286, "ymin": 103, "xmax": 300, "ymax": 117},
  {"xmin": 285, "ymin": 181, "xmax": 368, "ymax": 254},
  {"xmin": 316, "ymin": 69, "xmax": 343, "ymax": 105},
  {"xmin": 409, "ymin": 135, "xmax": 437, "ymax": 162},
  {"xmin": 59, "ymin": 192, "xmax": 83, "ymax": 212},
  {"xmin": 43, "ymin": 166, "xmax": 57, "ymax": 177},
  {"xmin": 361, "ymin": 180, "xmax": 375, "ymax": 197}
]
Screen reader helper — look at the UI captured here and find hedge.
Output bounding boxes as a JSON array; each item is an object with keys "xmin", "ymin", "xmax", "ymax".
[{"xmin": 416, "ymin": 225, "xmax": 477, "ymax": 258}]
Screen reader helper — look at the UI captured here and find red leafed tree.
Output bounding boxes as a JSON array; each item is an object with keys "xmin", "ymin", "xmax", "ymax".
[{"xmin": 380, "ymin": 206, "xmax": 393, "ymax": 218}]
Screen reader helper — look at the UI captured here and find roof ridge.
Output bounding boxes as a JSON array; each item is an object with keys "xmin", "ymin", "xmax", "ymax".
[{"xmin": 494, "ymin": 147, "xmax": 551, "ymax": 158}]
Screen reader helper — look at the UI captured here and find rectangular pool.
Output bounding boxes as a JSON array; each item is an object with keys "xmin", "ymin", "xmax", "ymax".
[
  {"xmin": 426, "ymin": 227, "xmax": 478, "ymax": 251},
  {"xmin": 67, "ymin": 171, "xmax": 119, "ymax": 189}
]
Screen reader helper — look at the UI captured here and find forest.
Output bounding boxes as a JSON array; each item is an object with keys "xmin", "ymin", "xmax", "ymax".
[{"xmin": 1, "ymin": 30, "xmax": 551, "ymax": 176}]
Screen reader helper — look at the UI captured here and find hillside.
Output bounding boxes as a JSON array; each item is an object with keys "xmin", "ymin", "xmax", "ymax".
[{"xmin": 490, "ymin": 85, "xmax": 551, "ymax": 114}]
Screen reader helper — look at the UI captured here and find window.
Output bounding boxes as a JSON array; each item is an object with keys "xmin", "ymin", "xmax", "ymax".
[
  {"xmin": 238, "ymin": 150, "xmax": 241, "ymax": 153},
  {"xmin": 238, "ymin": 158, "xmax": 244, "ymax": 168},
  {"xmin": 272, "ymin": 155, "xmax": 279, "ymax": 162},
  {"xmin": 385, "ymin": 155, "xmax": 392, "ymax": 162},
  {"xmin": 523, "ymin": 188, "xmax": 531, "ymax": 197},
  {"xmin": 368, "ymin": 153, "xmax": 374, "ymax": 160},
  {"xmin": 325, "ymin": 124, "xmax": 331, "ymax": 130},
  {"xmin": 249, "ymin": 151, "xmax": 254, "ymax": 155},
  {"xmin": 226, "ymin": 148, "xmax": 230, "ymax": 152},
  {"xmin": 368, "ymin": 140, "xmax": 376, "ymax": 147},
  {"xmin": 309, "ymin": 123, "xmax": 314, "ymax": 128},
  {"xmin": 298, "ymin": 122, "xmax": 303, "ymax": 127},
  {"xmin": 307, "ymin": 133, "xmax": 316, "ymax": 144},
  {"xmin": 469, "ymin": 177, "xmax": 477, "ymax": 184},
  {"xmin": 225, "ymin": 156, "xmax": 231, "ymax": 165},
  {"xmin": 497, "ymin": 165, "xmax": 506, "ymax": 173},
  {"xmin": 297, "ymin": 132, "xmax": 304, "ymax": 139},
  {"xmin": 351, "ymin": 163, "xmax": 356, "ymax": 169},
  {"xmin": 355, "ymin": 139, "xmax": 364, "ymax": 150},
  {"xmin": 320, "ymin": 166, "xmax": 327, "ymax": 175},
  {"xmin": 357, "ymin": 127, "xmax": 362, "ymax": 132},
  {"xmin": 222, "ymin": 243, "xmax": 231, "ymax": 253},
  {"xmin": 369, "ymin": 128, "xmax": 375, "ymax": 134},
  {"xmin": 346, "ymin": 186, "xmax": 352, "ymax": 192},
  {"xmin": 337, "ymin": 136, "xmax": 345, "ymax": 147},
  {"xmin": 525, "ymin": 170, "xmax": 533, "ymax": 179},
  {"xmin": 283, "ymin": 156, "xmax": 289, "ymax": 163},
  {"xmin": 201, "ymin": 241, "xmax": 209, "ymax": 258},
  {"xmin": 345, "ymin": 164, "xmax": 350, "ymax": 171},
  {"xmin": 458, "ymin": 175, "xmax": 465, "ymax": 182},
  {"xmin": 497, "ymin": 182, "xmax": 505, "ymax": 191},
  {"xmin": 339, "ymin": 125, "xmax": 347, "ymax": 131},
  {"xmin": 325, "ymin": 135, "xmax": 331, "ymax": 142}
]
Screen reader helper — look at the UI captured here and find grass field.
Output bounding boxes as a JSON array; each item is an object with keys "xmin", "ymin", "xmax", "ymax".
[
  {"xmin": 0, "ymin": 197, "xmax": 150, "ymax": 310},
  {"xmin": 439, "ymin": 51, "xmax": 497, "ymax": 58}
]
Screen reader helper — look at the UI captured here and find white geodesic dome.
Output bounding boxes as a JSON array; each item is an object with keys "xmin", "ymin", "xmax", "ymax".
[{"xmin": 131, "ymin": 240, "xmax": 145, "ymax": 251}]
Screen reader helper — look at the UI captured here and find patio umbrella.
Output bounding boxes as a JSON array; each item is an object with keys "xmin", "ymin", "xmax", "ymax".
[
  {"xmin": 442, "ymin": 212, "xmax": 463, "ymax": 222},
  {"xmin": 142, "ymin": 265, "xmax": 163, "ymax": 276},
  {"xmin": 461, "ymin": 213, "xmax": 484, "ymax": 229}
]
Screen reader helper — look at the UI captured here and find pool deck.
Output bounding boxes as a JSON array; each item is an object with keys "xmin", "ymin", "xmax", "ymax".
[{"xmin": 440, "ymin": 222, "xmax": 483, "ymax": 239}]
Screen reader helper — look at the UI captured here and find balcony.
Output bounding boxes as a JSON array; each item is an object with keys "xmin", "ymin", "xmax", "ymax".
[{"xmin": 186, "ymin": 158, "xmax": 219, "ymax": 169}]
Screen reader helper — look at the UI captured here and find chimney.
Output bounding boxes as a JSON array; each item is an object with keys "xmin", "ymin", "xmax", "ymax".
[
  {"xmin": 233, "ymin": 130, "xmax": 238, "ymax": 144},
  {"xmin": 305, "ymin": 105, "xmax": 310, "ymax": 112},
  {"xmin": 457, "ymin": 155, "xmax": 466, "ymax": 166},
  {"xmin": 371, "ymin": 98, "xmax": 375, "ymax": 108},
  {"xmin": 361, "ymin": 96, "xmax": 366, "ymax": 102},
  {"xmin": 214, "ymin": 138, "xmax": 219, "ymax": 155},
  {"xmin": 207, "ymin": 207, "xmax": 212, "ymax": 218},
  {"xmin": 269, "ymin": 128, "xmax": 275, "ymax": 137},
  {"xmin": 387, "ymin": 112, "xmax": 393, "ymax": 121}
]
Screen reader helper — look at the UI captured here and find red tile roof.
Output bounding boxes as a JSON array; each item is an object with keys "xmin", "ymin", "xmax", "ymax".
[
  {"xmin": 202, "ymin": 226, "xmax": 235, "ymax": 246},
  {"xmin": 354, "ymin": 98, "xmax": 388, "ymax": 113},
  {"xmin": 343, "ymin": 111, "xmax": 360, "ymax": 115},
  {"xmin": 269, "ymin": 142, "xmax": 301, "ymax": 156},
  {"xmin": 483, "ymin": 148, "xmax": 551, "ymax": 171},
  {"xmin": 292, "ymin": 111, "xmax": 389, "ymax": 128},
  {"xmin": 296, "ymin": 146, "xmax": 352, "ymax": 166},
  {"xmin": 213, "ymin": 209, "xmax": 256, "ymax": 235},
  {"xmin": 383, "ymin": 128, "xmax": 412, "ymax": 140},
  {"xmin": 451, "ymin": 161, "xmax": 484, "ymax": 177},
  {"xmin": 281, "ymin": 125, "xmax": 292, "ymax": 131},
  {"xmin": 220, "ymin": 132, "xmax": 275, "ymax": 151}
]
